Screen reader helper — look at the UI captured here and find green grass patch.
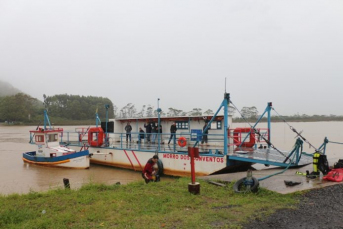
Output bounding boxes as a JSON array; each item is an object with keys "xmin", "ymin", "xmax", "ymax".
[{"xmin": 0, "ymin": 178, "xmax": 300, "ymax": 228}]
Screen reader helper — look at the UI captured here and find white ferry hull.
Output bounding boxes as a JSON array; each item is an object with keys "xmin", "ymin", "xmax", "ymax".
[{"xmin": 85, "ymin": 147, "xmax": 228, "ymax": 176}]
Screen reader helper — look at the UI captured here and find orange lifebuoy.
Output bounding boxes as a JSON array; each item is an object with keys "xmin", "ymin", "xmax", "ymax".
[
  {"xmin": 88, "ymin": 127, "xmax": 104, "ymax": 147},
  {"xmin": 178, "ymin": 137, "xmax": 187, "ymax": 147}
]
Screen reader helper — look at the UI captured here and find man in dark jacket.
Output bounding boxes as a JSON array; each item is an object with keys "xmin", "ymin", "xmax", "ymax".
[
  {"xmin": 125, "ymin": 122, "xmax": 132, "ymax": 142},
  {"xmin": 138, "ymin": 127, "xmax": 145, "ymax": 143},
  {"xmin": 144, "ymin": 122, "xmax": 152, "ymax": 143},
  {"xmin": 201, "ymin": 123, "xmax": 209, "ymax": 144},
  {"xmin": 142, "ymin": 155, "xmax": 159, "ymax": 184},
  {"xmin": 168, "ymin": 122, "xmax": 177, "ymax": 145}
]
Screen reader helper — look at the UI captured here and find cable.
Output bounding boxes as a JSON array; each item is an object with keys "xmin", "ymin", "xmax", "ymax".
[
  {"xmin": 230, "ymin": 100, "xmax": 289, "ymax": 160},
  {"xmin": 271, "ymin": 107, "xmax": 321, "ymax": 153}
]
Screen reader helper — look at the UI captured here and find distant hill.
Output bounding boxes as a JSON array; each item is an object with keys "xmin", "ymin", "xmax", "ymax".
[{"xmin": 0, "ymin": 80, "xmax": 22, "ymax": 97}]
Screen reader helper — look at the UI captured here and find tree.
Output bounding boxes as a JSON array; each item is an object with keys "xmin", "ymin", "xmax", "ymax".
[
  {"xmin": 135, "ymin": 105, "xmax": 146, "ymax": 118},
  {"xmin": 43, "ymin": 94, "xmax": 114, "ymax": 120},
  {"xmin": 146, "ymin": 105, "xmax": 154, "ymax": 117},
  {"xmin": 167, "ymin": 108, "xmax": 184, "ymax": 117},
  {"xmin": 203, "ymin": 109, "xmax": 214, "ymax": 115},
  {"xmin": 0, "ymin": 93, "xmax": 40, "ymax": 122},
  {"xmin": 188, "ymin": 108, "xmax": 202, "ymax": 116},
  {"xmin": 241, "ymin": 106, "xmax": 258, "ymax": 119}
]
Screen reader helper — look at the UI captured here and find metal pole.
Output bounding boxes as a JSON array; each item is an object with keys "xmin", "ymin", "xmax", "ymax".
[
  {"xmin": 267, "ymin": 102, "xmax": 272, "ymax": 146},
  {"xmin": 223, "ymin": 93, "xmax": 230, "ymax": 155},
  {"xmin": 105, "ymin": 104, "xmax": 110, "ymax": 145},
  {"xmin": 157, "ymin": 98, "xmax": 161, "ymax": 152}
]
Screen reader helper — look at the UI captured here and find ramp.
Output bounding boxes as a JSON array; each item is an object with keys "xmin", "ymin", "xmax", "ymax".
[{"xmin": 228, "ymin": 148, "xmax": 312, "ymax": 167}]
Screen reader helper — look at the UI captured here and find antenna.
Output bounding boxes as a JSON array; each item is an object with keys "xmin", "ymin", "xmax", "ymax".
[{"xmin": 225, "ymin": 78, "xmax": 227, "ymax": 93}]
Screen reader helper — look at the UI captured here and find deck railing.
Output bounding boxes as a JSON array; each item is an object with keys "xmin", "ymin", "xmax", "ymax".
[{"xmin": 60, "ymin": 130, "xmax": 228, "ymax": 155}]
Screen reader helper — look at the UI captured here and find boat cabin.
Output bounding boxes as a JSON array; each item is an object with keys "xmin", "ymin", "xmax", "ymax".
[
  {"xmin": 30, "ymin": 128, "xmax": 76, "ymax": 157},
  {"xmin": 106, "ymin": 115, "xmax": 232, "ymax": 145}
]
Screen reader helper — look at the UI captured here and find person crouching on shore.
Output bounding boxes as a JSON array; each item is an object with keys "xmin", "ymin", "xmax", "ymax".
[{"xmin": 142, "ymin": 155, "xmax": 159, "ymax": 184}]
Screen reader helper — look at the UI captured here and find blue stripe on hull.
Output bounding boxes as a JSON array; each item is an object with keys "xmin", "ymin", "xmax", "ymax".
[{"xmin": 23, "ymin": 150, "xmax": 89, "ymax": 163}]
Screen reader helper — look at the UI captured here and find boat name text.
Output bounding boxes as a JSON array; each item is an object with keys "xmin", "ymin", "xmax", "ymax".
[{"xmin": 163, "ymin": 154, "xmax": 224, "ymax": 163}]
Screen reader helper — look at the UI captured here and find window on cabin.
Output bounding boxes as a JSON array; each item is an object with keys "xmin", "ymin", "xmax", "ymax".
[
  {"xmin": 209, "ymin": 121, "xmax": 222, "ymax": 130},
  {"xmin": 176, "ymin": 121, "xmax": 188, "ymax": 129},
  {"xmin": 35, "ymin": 135, "xmax": 44, "ymax": 142},
  {"xmin": 217, "ymin": 121, "xmax": 222, "ymax": 129},
  {"xmin": 48, "ymin": 134, "xmax": 58, "ymax": 142}
]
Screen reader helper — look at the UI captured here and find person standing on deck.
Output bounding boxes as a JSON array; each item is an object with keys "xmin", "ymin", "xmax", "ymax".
[
  {"xmin": 168, "ymin": 123, "xmax": 177, "ymax": 145},
  {"xmin": 142, "ymin": 155, "xmax": 159, "ymax": 184},
  {"xmin": 157, "ymin": 123, "xmax": 163, "ymax": 143},
  {"xmin": 144, "ymin": 122, "xmax": 152, "ymax": 143},
  {"xmin": 138, "ymin": 127, "xmax": 145, "ymax": 143},
  {"xmin": 151, "ymin": 122, "xmax": 157, "ymax": 143},
  {"xmin": 201, "ymin": 123, "xmax": 209, "ymax": 144},
  {"xmin": 125, "ymin": 122, "xmax": 132, "ymax": 142}
]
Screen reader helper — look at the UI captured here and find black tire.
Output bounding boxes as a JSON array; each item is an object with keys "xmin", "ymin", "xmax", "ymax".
[
  {"xmin": 157, "ymin": 159, "xmax": 164, "ymax": 176},
  {"xmin": 233, "ymin": 177, "xmax": 259, "ymax": 193}
]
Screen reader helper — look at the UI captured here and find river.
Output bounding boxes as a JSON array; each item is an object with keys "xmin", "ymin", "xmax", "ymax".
[{"xmin": 1, "ymin": 122, "xmax": 343, "ymax": 195}]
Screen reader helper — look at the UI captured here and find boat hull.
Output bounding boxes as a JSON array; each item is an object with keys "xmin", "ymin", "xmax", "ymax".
[
  {"xmin": 22, "ymin": 150, "xmax": 90, "ymax": 169},
  {"xmin": 77, "ymin": 147, "xmax": 229, "ymax": 176}
]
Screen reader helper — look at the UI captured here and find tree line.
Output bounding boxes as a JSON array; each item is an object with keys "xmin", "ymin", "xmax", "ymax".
[
  {"xmin": 1, "ymin": 93, "xmax": 343, "ymax": 124},
  {"xmin": 0, "ymin": 93, "xmax": 114, "ymax": 124}
]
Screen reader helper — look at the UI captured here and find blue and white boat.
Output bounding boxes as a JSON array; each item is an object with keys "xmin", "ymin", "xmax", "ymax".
[{"xmin": 24, "ymin": 110, "xmax": 90, "ymax": 169}]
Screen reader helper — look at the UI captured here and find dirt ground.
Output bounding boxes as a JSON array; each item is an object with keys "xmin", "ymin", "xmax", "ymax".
[{"xmin": 243, "ymin": 183, "xmax": 343, "ymax": 229}]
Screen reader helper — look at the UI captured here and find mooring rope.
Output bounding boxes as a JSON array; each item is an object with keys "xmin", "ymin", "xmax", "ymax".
[
  {"xmin": 328, "ymin": 141, "xmax": 343, "ymax": 145},
  {"xmin": 257, "ymin": 151, "xmax": 298, "ymax": 181},
  {"xmin": 271, "ymin": 107, "xmax": 321, "ymax": 153},
  {"xmin": 230, "ymin": 100, "xmax": 289, "ymax": 160}
]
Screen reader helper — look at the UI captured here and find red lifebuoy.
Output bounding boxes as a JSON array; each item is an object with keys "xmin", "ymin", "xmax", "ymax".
[
  {"xmin": 178, "ymin": 137, "xmax": 187, "ymax": 147},
  {"xmin": 88, "ymin": 127, "xmax": 104, "ymax": 147}
]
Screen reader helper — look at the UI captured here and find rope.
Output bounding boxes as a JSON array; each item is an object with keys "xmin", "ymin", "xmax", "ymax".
[
  {"xmin": 271, "ymin": 107, "xmax": 321, "ymax": 153},
  {"xmin": 328, "ymin": 141, "xmax": 343, "ymax": 145},
  {"xmin": 258, "ymin": 150, "xmax": 297, "ymax": 181},
  {"xmin": 230, "ymin": 100, "xmax": 289, "ymax": 160}
]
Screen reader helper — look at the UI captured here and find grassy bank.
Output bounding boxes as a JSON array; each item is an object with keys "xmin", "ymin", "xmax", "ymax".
[{"xmin": 0, "ymin": 178, "xmax": 299, "ymax": 229}]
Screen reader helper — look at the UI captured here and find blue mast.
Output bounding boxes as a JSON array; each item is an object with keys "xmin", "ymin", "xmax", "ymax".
[
  {"xmin": 223, "ymin": 93, "xmax": 230, "ymax": 155},
  {"xmin": 42, "ymin": 94, "xmax": 51, "ymax": 130},
  {"xmin": 157, "ymin": 98, "xmax": 161, "ymax": 151},
  {"xmin": 43, "ymin": 109, "xmax": 52, "ymax": 130}
]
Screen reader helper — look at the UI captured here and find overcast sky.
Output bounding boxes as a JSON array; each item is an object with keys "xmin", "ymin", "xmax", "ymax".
[{"xmin": 0, "ymin": 0, "xmax": 342, "ymax": 116}]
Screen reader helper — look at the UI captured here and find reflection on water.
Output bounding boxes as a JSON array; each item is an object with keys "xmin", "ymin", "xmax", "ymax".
[{"xmin": 1, "ymin": 122, "xmax": 343, "ymax": 195}]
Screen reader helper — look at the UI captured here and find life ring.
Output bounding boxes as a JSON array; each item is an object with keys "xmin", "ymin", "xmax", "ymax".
[
  {"xmin": 233, "ymin": 128, "xmax": 255, "ymax": 148},
  {"xmin": 88, "ymin": 127, "xmax": 104, "ymax": 147},
  {"xmin": 157, "ymin": 159, "xmax": 164, "ymax": 176},
  {"xmin": 178, "ymin": 137, "xmax": 187, "ymax": 147}
]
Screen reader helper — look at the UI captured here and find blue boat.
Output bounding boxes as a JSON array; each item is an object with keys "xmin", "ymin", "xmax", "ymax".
[{"xmin": 24, "ymin": 109, "xmax": 90, "ymax": 169}]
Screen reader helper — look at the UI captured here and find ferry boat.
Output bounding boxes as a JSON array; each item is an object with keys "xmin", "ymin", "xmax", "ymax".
[
  {"xmin": 61, "ymin": 93, "xmax": 312, "ymax": 176},
  {"xmin": 24, "ymin": 110, "xmax": 90, "ymax": 169}
]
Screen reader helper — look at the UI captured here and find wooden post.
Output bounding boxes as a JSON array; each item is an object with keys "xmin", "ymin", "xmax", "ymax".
[{"xmin": 63, "ymin": 178, "xmax": 70, "ymax": 189}]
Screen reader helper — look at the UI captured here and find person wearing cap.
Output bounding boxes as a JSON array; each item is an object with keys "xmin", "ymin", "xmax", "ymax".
[
  {"xmin": 168, "ymin": 122, "xmax": 177, "ymax": 145},
  {"xmin": 142, "ymin": 155, "xmax": 159, "ymax": 184}
]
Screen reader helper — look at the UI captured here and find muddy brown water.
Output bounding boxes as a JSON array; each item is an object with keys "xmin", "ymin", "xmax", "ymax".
[{"xmin": 1, "ymin": 122, "xmax": 343, "ymax": 195}]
